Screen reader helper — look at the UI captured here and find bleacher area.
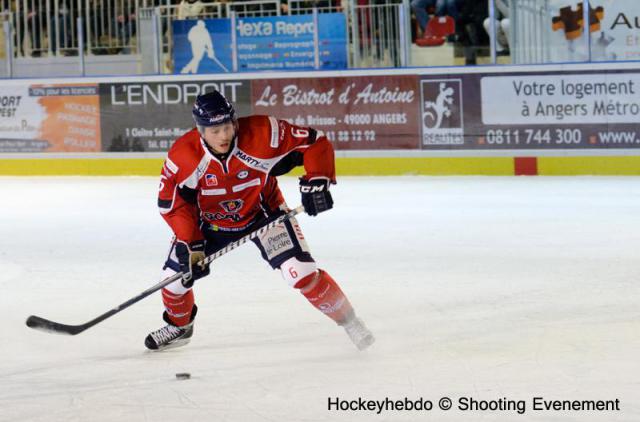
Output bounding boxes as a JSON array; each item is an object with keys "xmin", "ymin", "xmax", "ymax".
[
  {"xmin": 0, "ymin": 0, "xmax": 347, "ymax": 58},
  {"xmin": 0, "ymin": 0, "xmax": 508, "ymax": 76}
]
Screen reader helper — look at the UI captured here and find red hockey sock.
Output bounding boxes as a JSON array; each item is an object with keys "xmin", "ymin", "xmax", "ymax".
[
  {"xmin": 161, "ymin": 288, "xmax": 195, "ymax": 327},
  {"xmin": 296, "ymin": 269, "xmax": 354, "ymax": 324}
]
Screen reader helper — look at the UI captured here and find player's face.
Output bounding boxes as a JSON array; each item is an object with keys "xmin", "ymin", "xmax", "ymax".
[{"xmin": 202, "ymin": 122, "xmax": 235, "ymax": 154}]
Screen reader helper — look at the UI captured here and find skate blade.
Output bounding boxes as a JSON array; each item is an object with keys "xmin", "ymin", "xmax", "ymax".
[
  {"xmin": 356, "ymin": 334, "xmax": 375, "ymax": 351},
  {"xmin": 151, "ymin": 337, "xmax": 192, "ymax": 352}
]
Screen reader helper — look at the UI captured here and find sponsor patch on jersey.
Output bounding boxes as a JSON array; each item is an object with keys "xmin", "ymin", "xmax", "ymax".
[
  {"xmin": 237, "ymin": 170, "xmax": 249, "ymax": 179},
  {"xmin": 219, "ymin": 199, "xmax": 244, "ymax": 213},
  {"xmin": 164, "ymin": 157, "xmax": 178, "ymax": 174},
  {"xmin": 259, "ymin": 224, "xmax": 294, "ymax": 260},
  {"xmin": 233, "ymin": 150, "xmax": 272, "ymax": 172},
  {"xmin": 205, "ymin": 174, "xmax": 218, "ymax": 186}
]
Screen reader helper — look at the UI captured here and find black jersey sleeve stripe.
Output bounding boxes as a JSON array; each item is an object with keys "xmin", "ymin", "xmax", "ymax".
[
  {"xmin": 178, "ymin": 186, "xmax": 199, "ymax": 204},
  {"xmin": 307, "ymin": 128, "xmax": 318, "ymax": 144},
  {"xmin": 158, "ymin": 199, "xmax": 173, "ymax": 209},
  {"xmin": 269, "ymin": 151, "xmax": 304, "ymax": 177}
]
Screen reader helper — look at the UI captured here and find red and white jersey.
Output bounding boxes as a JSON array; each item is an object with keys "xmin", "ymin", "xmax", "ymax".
[{"xmin": 158, "ymin": 115, "xmax": 336, "ymax": 243}]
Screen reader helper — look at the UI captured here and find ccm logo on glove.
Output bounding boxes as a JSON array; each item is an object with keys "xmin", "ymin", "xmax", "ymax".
[
  {"xmin": 300, "ymin": 184, "xmax": 326, "ymax": 193},
  {"xmin": 299, "ymin": 177, "xmax": 333, "ymax": 216}
]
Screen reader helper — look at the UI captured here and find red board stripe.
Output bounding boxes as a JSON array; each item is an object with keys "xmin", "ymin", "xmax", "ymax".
[{"xmin": 514, "ymin": 157, "xmax": 538, "ymax": 176}]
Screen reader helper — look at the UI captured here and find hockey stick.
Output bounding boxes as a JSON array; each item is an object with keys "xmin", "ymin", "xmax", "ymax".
[
  {"xmin": 211, "ymin": 54, "xmax": 229, "ymax": 72},
  {"xmin": 26, "ymin": 205, "xmax": 305, "ymax": 336}
]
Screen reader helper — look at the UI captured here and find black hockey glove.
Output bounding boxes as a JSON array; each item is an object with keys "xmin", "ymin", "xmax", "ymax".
[
  {"xmin": 299, "ymin": 177, "xmax": 333, "ymax": 216},
  {"xmin": 175, "ymin": 240, "xmax": 210, "ymax": 288}
]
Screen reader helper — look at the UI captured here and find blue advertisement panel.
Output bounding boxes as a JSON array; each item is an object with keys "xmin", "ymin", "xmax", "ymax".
[
  {"xmin": 236, "ymin": 13, "xmax": 347, "ymax": 71},
  {"xmin": 318, "ymin": 13, "xmax": 348, "ymax": 70},
  {"xmin": 172, "ymin": 14, "xmax": 347, "ymax": 74},
  {"xmin": 173, "ymin": 19, "xmax": 233, "ymax": 74}
]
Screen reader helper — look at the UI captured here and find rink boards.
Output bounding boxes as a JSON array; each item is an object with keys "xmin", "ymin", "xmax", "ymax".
[
  {"xmin": 1, "ymin": 62, "xmax": 639, "ymax": 175},
  {"xmin": 1, "ymin": 153, "xmax": 640, "ymax": 175}
]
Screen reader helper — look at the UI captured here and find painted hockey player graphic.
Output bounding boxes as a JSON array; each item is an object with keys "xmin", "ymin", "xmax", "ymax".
[{"xmin": 180, "ymin": 20, "xmax": 228, "ymax": 74}]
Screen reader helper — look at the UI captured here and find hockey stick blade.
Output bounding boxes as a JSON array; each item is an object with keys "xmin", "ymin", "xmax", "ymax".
[
  {"xmin": 26, "ymin": 315, "xmax": 87, "ymax": 335},
  {"xmin": 26, "ymin": 205, "xmax": 305, "ymax": 336},
  {"xmin": 24, "ymin": 272, "xmax": 183, "ymax": 336}
]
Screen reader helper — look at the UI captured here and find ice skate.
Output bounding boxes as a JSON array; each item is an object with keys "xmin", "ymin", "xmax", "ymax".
[
  {"xmin": 342, "ymin": 316, "xmax": 375, "ymax": 351},
  {"xmin": 145, "ymin": 322, "xmax": 194, "ymax": 351}
]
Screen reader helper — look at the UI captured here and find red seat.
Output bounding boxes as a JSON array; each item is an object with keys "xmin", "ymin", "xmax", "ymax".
[{"xmin": 416, "ymin": 15, "xmax": 456, "ymax": 47}]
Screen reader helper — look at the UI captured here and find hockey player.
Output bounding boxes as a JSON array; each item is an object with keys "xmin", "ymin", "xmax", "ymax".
[{"xmin": 145, "ymin": 90, "xmax": 375, "ymax": 351}]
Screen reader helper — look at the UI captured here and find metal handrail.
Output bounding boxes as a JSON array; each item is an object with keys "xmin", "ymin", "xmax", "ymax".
[{"xmin": 225, "ymin": 0, "xmax": 281, "ymax": 18}]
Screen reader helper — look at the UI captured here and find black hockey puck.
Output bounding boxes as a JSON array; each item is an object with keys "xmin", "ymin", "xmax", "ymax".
[{"xmin": 175, "ymin": 373, "xmax": 191, "ymax": 380}]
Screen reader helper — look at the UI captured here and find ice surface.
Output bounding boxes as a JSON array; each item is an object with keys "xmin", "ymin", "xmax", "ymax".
[{"xmin": 1, "ymin": 176, "xmax": 639, "ymax": 421}]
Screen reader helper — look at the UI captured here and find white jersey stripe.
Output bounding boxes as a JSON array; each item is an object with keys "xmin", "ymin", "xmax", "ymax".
[
  {"xmin": 201, "ymin": 188, "xmax": 227, "ymax": 196},
  {"xmin": 269, "ymin": 116, "xmax": 279, "ymax": 148},
  {"xmin": 232, "ymin": 177, "xmax": 261, "ymax": 193}
]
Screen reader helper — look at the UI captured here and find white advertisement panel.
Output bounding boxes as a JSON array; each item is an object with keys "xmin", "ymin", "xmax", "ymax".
[
  {"xmin": 481, "ymin": 73, "xmax": 640, "ymax": 124},
  {"xmin": 0, "ymin": 86, "xmax": 46, "ymax": 141}
]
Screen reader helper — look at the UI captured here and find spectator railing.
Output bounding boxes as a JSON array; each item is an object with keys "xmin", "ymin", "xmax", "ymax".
[
  {"xmin": 509, "ymin": 0, "xmax": 550, "ymax": 63},
  {"xmin": 144, "ymin": 0, "xmax": 410, "ymax": 73},
  {"xmin": 225, "ymin": 0, "xmax": 281, "ymax": 17},
  {"xmin": 13, "ymin": 0, "xmax": 80, "ymax": 56},
  {"xmin": 350, "ymin": 0, "xmax": 409, "ymax": 68},
  {"xmin": 83, "ymin": 0, "xmax": 139, "ymax": 55},
  {"xmin": 1, "ymin": 10, "xmax": 11, "ymax": 57},
  {"xmin": 287, "ymin": 0, "xmax": 342, "ymax": 15},
  {"xmin": 3, "ymin": 0, "xmax": 636, "ymax": 76},
  {"xmin": 6, "ymin": 0, "xmax": 141, "ymax": 57},
  {"xmin": 2, "ymin": 0, "xmax": 417, "ymax": 74}
]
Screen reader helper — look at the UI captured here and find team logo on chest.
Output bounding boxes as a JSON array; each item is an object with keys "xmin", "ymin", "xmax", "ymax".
[
  {"xmin": 237, "ymin": 170, "xmax": 249, "ymax": 179},
  {"xmin": 219, "ymin": 199, "xmax": 244, "ymax": 213},
  {"xmin": 205, "ymin": 174, "xmax": 218, "ymax": 186}
]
